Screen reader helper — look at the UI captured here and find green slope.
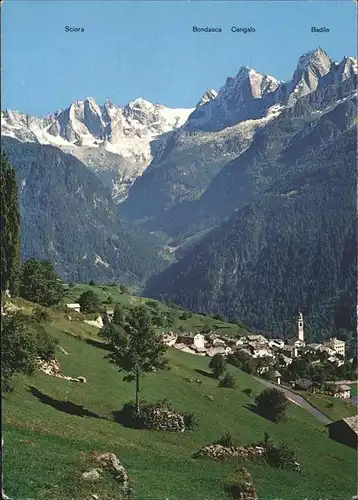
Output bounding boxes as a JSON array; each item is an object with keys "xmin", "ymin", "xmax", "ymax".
[
  {"xmin": 62, "ymin": 283, "xmax": 250, "ymax": 336},
  {"xmin": 3, "ymin": 304, "xmax": 356, "ymax": 500}
]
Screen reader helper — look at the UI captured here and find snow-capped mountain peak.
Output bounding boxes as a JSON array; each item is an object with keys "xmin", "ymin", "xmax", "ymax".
[
  {"xmin": 2, "ymin": 96, "xmax": 193, "ymax": 152},
  {"xmin": 1, "ymin": 96, "xmax": 194, "ymax": 202}
]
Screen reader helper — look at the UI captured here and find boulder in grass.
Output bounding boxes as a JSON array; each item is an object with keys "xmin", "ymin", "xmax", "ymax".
[
  {"xmin": 92, "ymin": 452, "xmax": 129, "ymax": 488},
  {"xmin": 81, "ymin": 468, "xmax": 102, "ymax": 481}
]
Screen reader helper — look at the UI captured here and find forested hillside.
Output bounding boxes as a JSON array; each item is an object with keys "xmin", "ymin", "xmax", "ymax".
[
  {"xmin": 145, "ymin": 127, "xmax": 357, "ymax": 341},
  {"xmin": 2, "ymin": 137, "xmax": 166, "ymax": 287}
]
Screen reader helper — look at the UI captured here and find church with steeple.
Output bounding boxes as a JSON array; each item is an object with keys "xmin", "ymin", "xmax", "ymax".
[{"xmin": 287, "ymin": 311, "xmax": 306, "ymax": 350}]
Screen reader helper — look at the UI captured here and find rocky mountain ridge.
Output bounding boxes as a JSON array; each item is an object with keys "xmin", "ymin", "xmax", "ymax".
[
  {"xmin": 120, "ymin": 48, "xmax": 357, "ymax": 222},
  {"xmin": 3, "ymin": 49, "xmax": 356, "ymax": 205},
  {"xmin": 1, "ymin": 97, "xmax": 193, "ymax": 201},
  {"xmin": 184, "ymin": 48, "xmax": 357, "ymax": 132}
]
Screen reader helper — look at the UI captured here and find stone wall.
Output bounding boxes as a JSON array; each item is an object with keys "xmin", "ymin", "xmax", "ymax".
[
  {"xmin": 194, "ymin": 444, "xmax": 265, "ymax": 460},
  {"xmin": 140, "ymin": 405, "xmax": 185, "ymax": 432}
]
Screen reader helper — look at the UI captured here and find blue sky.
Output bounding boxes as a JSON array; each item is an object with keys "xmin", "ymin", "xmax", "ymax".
[{"xmin": 2, "ymin": 1, "xmax": 356, "ymax": 115}]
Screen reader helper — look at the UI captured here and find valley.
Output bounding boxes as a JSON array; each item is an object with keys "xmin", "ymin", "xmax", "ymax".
[{"xmin": 1, "ymin": 15, "xmax": 357, "ymax": 498}]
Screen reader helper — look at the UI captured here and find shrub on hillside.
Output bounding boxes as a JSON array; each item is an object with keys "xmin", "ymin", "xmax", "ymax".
[
  {"xmin": 213, "ymin": 432, "xmax": 235, "ymax": 447},
  {"xmin": 20, "ymin": 258, "xmax": 65, "ymax": 307},
  {"xmin": 255, "ymin": 388, "xmax": 288, "ymax": 423},
  {"xmin": 119, "ymin": 284, "xmax": 130, "ymax": 295},
  {"xmin": 165, "ymin": 311, "xmax": 176, "ymax": 327},
  {"xmin": 33, "ymin": 324, "xmax": 58, "ymax": 361},
  {"xmin": 243, "ymin": 388, "xmax": 254, "ymax": 399},
  {"xmin": 88, "ymin": 280, "xmax": 96, "ymax": 286},
  {"xmin": 112, "ymin": 304, "xmax": 125, "ymax": 326},
  {"xmin": 2, "ymin": 312, "xmax": 57, "ymax": 392},
  {"xmin": 146, "ymin": 300, "xmax": 159, "ymax": 309},
  {"xmin": 183, "ymin": 412, "xmax": 199, "ymax": 430},
  {"xmin": 78, "ymin": 290, "xmax": 100, "ymax": 313},
  {"xmin": 32, "ymin": 306, "xmax": 51, "ymax": 323},
  {"xmin": 218, "ymin": 372, "xmax": 236, "ymax": 389},
  {"xmin": 209, "ymin": 353, "xmax": 227, "ymax": 379},
  {"xmin": 263, "ymin": 434, "xmax": 298, "ymax": 470}
]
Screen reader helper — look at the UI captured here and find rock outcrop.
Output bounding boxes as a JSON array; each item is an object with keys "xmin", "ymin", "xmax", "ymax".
[
  {"xmin": 37, "ymin": 358, "xmax": 87, "ymax": 383},
  {"xmin": 232, "ymin": 468, "xmax": 258, "ymax": 500},
  {"xmin": 91, "ymin": 452, "xmax": 129, "ymax": 489},
  {"xmin": 81, "ymin": 468, "xmax": 102, "ymax": 481}
]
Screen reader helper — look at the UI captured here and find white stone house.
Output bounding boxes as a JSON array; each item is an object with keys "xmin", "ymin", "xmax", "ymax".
[
  {"xmin": 229, "ymin": 338, "xmax": 245, "ymax": 347},
  {"xmin": 305, "ymin": 343, "xmax": 323, "ymax": 352},
  {"xmin": 84, "ymin": 316, "xmax": 104, "ymax": 329},
  {"xmin": 281, "ymin": 345, "xmax": 298, "ymax": 358},
  {"xmin": 317, "ymin": 345, "xmax": 336, "ymax": 356},
  {"xmin": 269, "ymin": 339, "xmax": 285, "ymax": 349},
  {"xmin": 178, "ymin": 333, "xmax": 205, "ymax": 349},
  {"xmin": 324, "ymin": 337, "xmax": 346, "ymax": 357},
  {"xmin": 252, "ymin": 347, "xmax": 274, "ymax": 359},
  {"xmin": 66, "ymin": 303, "xmax": 81, "ymax": 313},
  {"xmin": 247, "ymin": 334, "xmax": 269, "ymax": 344},
  {"xmin": 161, "ymin": 332, "xmax": 178, "ymax": 347},
  {"xmin": 212, "ymin": 338, "xmax": 227, "ymax": 347},
  {"xmin": 281, "ymin": 355, "xmax": 293, "ymax": 366},
  {"xmin": 206, "ymin": 346, "xmax": 232, "ymax": 357},
  {"xmin": 328, "ymin": 356, "xmax": 345, "ymax": 367},
  {"xmin": 333, "ymin": 385, "xmax": 351, "ymax": 400},
  {"xmin": 286, "ymin": 337, "xmax": 305, "ymax": 349}
]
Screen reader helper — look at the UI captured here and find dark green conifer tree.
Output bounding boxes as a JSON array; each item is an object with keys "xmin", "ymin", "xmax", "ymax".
[{"xmin": 0, "ymin": 152, "xmax": 21, "ymax": 297}]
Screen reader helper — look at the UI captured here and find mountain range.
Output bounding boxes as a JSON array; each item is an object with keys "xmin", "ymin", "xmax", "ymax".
[
  {"xmin": 2, "ymin": 98, "xmax": 193, "ymax": 202},
  {"xmin": 1, "ymin": 47, "xmax": 357, "ymax": 337},
  {"xmin": 120, "ymin": 48, "xmax": 357, "ymax": 223}
]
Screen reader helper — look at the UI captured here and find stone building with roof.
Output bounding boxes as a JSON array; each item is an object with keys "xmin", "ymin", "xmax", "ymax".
[{"xmin": 327, "ymin": 415, "xmax": 358, "ymax": 448}]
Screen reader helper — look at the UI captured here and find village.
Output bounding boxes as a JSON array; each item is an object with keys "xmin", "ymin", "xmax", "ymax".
[
  {"xmin": 158, "ymin": 312, "xmax": 353, "ymax": 400},
  {"xmin": 65, "ymin": 298, "xmax": 353, "ymax": 403}
]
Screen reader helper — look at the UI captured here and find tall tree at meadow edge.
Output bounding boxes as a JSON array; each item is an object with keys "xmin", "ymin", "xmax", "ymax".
[
  {"xmin": 0, "ymin": 152, "xmax": 21, "ymax": 300},
  {"xmin": 101, "ymin": 305, "xmax": 168, "ymax": 414}
]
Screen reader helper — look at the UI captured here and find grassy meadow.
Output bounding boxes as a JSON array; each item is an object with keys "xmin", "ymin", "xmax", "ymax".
[
  {"xmin": 61, "ymin": 283, "xmax": 249, "ymax": 336},
  {"xmin": 2, "ymin": 296, "xmax": 357, "ymax": 500}
]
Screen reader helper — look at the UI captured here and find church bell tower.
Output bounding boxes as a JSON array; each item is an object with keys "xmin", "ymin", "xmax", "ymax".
[{"xmin": 296, "ymin": 311, "xmax": 304, "ymax": 341}]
